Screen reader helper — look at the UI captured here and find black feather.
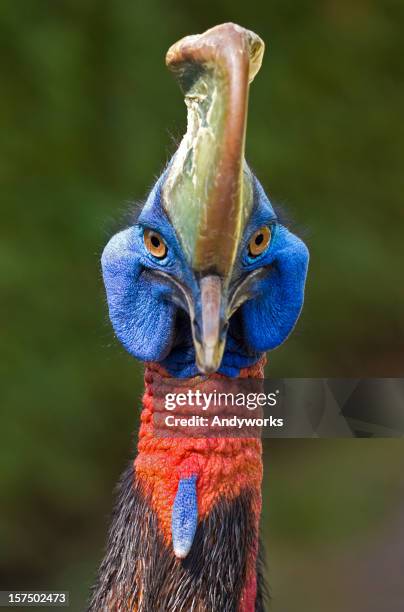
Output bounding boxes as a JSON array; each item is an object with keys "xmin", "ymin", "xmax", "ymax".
[{"xmin": 89, "ymin": 464, "xmax": 269, "ymax": 611}]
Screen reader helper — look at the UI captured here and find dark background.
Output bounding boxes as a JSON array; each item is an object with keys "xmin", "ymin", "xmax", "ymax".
[{"xmin": 1, "ymin": 1, "xmax": 404, "ymax": 610}]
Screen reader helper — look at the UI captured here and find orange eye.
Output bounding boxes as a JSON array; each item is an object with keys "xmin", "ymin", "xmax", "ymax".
[
  {"xmin": 144, "ymin": 229, "xmax": 167, "ymax": 259},
  {"xmin": 248, "ymin": 226, "xmax": 271, "ymax": 257}
]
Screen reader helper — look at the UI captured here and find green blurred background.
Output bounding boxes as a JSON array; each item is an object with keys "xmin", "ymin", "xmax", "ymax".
[{"xmin": 1, "ymin": 1, "xmax": 404, "ymax": 610}]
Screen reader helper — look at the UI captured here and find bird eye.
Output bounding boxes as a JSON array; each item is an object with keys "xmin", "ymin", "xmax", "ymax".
[
  {"xmin": 144, "ymin": 229, "xmax": 167, "ymax": 259},
  {"xmin": 248, "ymin": 226, "xmax": 271, "ymax": 257}
]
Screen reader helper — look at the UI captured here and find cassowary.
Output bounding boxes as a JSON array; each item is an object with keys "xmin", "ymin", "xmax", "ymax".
[{"xmin": 89, "ymin": 23, "xmax": 309, "ymax": 612}]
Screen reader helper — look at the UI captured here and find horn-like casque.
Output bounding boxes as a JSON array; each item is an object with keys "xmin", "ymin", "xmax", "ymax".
[{"xmin": 164, "ymin": 23, "xmax": 265, "ymax": 280}]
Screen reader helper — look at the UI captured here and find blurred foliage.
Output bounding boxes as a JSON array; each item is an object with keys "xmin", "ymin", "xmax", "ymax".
[{"xmin": 0, "ymin": 1, "xmax": 403, "ymax": 610}]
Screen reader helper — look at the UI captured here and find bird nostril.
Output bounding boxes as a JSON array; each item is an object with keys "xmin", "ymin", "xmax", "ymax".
[
  {"xmin": 192, "ymin": 318, "xmax": 202, "ymax": 342},
  {"xmin": 220, "ymin": 320, "xmax": 229, "ymax": 341}
]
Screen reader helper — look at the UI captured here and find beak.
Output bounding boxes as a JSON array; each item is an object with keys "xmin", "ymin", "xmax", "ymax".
[
  {"xmin": 150, "ymin": 270, "xmax": 228, "ymax": 375},
  {"xmin": 152, "ymin": 265, "xmax": 269, "ymax": 375},
  {"xmin": 191, "ymin": 266, "xmax": 270, "ymax": 374},
  {"xmin": 194, "ymin": 276, "xmax": 226, "ymax": 374}
]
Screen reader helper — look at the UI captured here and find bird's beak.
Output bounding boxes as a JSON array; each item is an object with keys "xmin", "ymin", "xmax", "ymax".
[
  {"xmin": 153, "ymin": 262, "xmax": 269, "ymax": 374},
  {"xmin": 190, "ymin": 267, "xmax": 269, "ymax": 374},
  {"xmin": 194, "ymin": 275, "xmax": 226, "ymax": 374},
  {"xmin": 162, "ymin": 23, "xmax": 265, "ymax": 374}
]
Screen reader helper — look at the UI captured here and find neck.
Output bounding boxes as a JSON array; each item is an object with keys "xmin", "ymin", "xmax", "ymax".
[
  {"xmin": 134, "ymin": 357, "xmax": 266, "ymax": 611},
  {"xmin": 89, "ymin": 357, "xmax": 267, "ymax": 611}
]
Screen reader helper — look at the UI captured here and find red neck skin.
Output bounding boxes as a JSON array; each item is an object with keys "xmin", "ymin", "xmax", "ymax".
[{"xmin": 134, "ymin": 357, "xmax": 266, "ymax": 612}]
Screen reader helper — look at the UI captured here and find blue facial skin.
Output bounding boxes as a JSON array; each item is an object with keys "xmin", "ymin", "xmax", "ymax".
[{"xmin": 101, "ymin": 171, "xmax": 309, "ymax": 378}]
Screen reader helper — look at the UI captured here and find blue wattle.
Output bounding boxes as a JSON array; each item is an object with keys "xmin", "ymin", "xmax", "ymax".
[{"xmin": 171, "ymin": 476, "xmax": 198, "ymax": 558}]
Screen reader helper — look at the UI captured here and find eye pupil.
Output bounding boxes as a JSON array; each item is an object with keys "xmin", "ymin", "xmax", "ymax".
[
  {"xmin": 151, "ymin": 235, "xmax": 160, "ymax": 248},
  {"xmin": 255, "ymin": 233, "xmax": 264, "ymax": 246}
]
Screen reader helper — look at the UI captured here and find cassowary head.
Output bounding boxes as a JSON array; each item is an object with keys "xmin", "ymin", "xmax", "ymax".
[{"xmin": 102, "ymin": 23, "xmax": 309, "ymax": 378}]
